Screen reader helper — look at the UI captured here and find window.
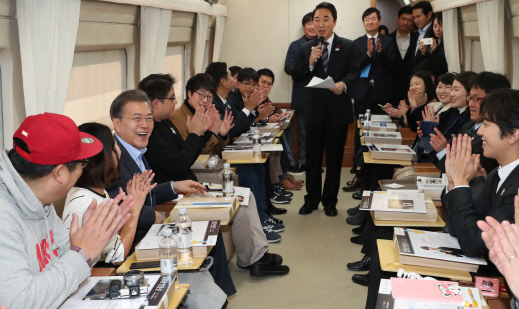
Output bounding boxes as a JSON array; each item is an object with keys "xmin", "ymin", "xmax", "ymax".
[{"xmin": 162, "ymin": 45, "xmax": 185, "ymax": 103}]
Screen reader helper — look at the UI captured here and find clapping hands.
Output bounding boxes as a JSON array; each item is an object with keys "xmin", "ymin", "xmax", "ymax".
[
  {"xmin": 422, "ymin": 105, "xmax": 439, "ymax": 123},
  {"xmin": 408, "ymin": 88, "xmax": 428, "ymax": 110},
  {"xmin": 445, "ymin": 134, "xmax": 480, "ymax": 188}
]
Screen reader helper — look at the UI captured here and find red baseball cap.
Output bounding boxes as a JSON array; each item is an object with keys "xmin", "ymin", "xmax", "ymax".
[{"xmin": 13, "ymin": 113, "xmax": 103, "ymax": 165}]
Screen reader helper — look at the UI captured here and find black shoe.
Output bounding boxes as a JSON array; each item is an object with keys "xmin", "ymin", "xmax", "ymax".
[
  {"xmin": 347, "ymin": 256, "xmax": 371, "ymax": 271},
  {"xmin": 347, "ymin": 205, "xmax": 360, "ymax": 216},
  {"xmin": 352, "ymin": 273, "xmax": 370, "ymax": 286},
  {"xmin": 352, "ymin": 191, "xmax": 362, "ymax": 200},
  {"xmin": 270, "ymin": 195, "xmax": 291, "ymax": 204},
  {"xmin": 350, "ymin": 236, "xmax": 361, "ymax": 244},
  {"xmin": 269, "ymin": 216, "xmax": 284, "ymax": 225},
  {"xmin": 324, "ymin": 206, "xmax": 338, "ymax": 217},
  {"xmin": 288, "ymin": 164, "xmax": 306, "ymax": 176},
  {"xmin": 273, "ymin": 184, "xmax": 294, "ymax": 198},
  {"xmin": 267, "ymin": 205, "xmax": 287, "ymax": 215},
  {"xmin": 352, "ymin": 226, "xmax": 363, "ymax": 235},
  {"xmin": 349, "ymin": 166, "xmax": 357, "ymax": 174},
  {"xmin": 346, "ymin": 212, "xmax": 368, "ymax": 225},
  {"xmin": 299, "ymin": 203, "xmax": 318, "ymax": 215},
  {"xmin": 321, "ymin": 168, "xmax": 324, "ymax": 173},
  {"xmin": 250, "ymin": 253, "xmax": 290, "ymax": 277}
]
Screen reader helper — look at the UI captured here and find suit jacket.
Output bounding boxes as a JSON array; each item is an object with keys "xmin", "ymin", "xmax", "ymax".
[
  {"xmin": 441, "ymin": 165, "xmax": 519, "ymax": 257},
  {"xmin": 349, "ymin": 34, "xmax": 397, "ymax": 102},
  {"xmin": 413, "ymin": 41, "xmax": 448, "ymax": 77},
  {"xmin": 388, "ymin": 30, "xmax": 419, "ymax": 100},
  {"xmin": 145, "ymin": 119, "xmax": 212, "ymax": 184},
  {"xmin": 285, "ymin": 35, "xmax": 312, "ymax": 113},
  {"xmin": 106, "ymin": 137, "xmax": 178, "ymax": 251},
  {"xmin": 171, "ymin": 102, "xmax": 229, "ymax": 156},
  {"xmin": 214, "ymin": 94, "xmax": 255, "ymax": 138},
  {"xmin": 292, "ymin": 34, "xmax": 361, "ymax": 127}
]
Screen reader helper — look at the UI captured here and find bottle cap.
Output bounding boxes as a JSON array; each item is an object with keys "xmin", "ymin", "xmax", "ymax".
[
  {"xmin": 162, "ymin": 227, "xmax": 173, "ymax": 236},
  {"xmin": 366, "ymin": 109, "xmax": 371, "ymax": 112},
  {"xmin": 224, "ymin": 163, "xmax": 230, "ymax": 169},
  {"xmin": 178, "ymin": 208, "xmax": 187, "ymax": 215}
]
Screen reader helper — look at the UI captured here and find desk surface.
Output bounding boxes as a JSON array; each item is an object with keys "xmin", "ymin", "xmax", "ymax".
[
  {"xmin": 377, "ymin": 239, "xmax": 472, "ymax": 281},
  {"xmin": 168, "ymin": 284, "xmax": 190, "ymax": 309},
  {"xmin": 226, "ymin": 152, "xmax": 270, "ymax": 164},
  {"xmin": 116, "ymin": 252, "xmax": 207, "ymax": 274},
  {"xmin": 363, "ymin": 152, "xmax": 413, "ymax": 166},
  {"xmin": 379, "ymin": 179, "xmax": 417, "ymax": 190},
  {"xmin": 164, "ymin": 201, "xmax": 241, "ymax": 226},
  {"xmin": 371, "ymin": 211, "xmax": 445, "ymax": 227},
  {"xmin": 275, "ymin": 130, "xmax": 284, "ymax": 138}
]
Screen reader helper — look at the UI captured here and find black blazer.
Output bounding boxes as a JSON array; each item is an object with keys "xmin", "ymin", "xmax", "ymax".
[
  {"xmin": 349, "ymin": 34, "xmax": 397, "ymax": 102},
  {"xmin": 441, "ymin": 165, "xmax": 519, "ymax": 257},
  {"xmin": 388, "ymin": 30, "xmax": 419, "ymax": 101},
  {"xmin": 145, "ymin": 119, "xmax": 211, "ymax": 184},
  {"xmin": 285, "ymin": 35, "xmax": 312, "ymax": 113},
  {"xmin": 292, "ymin": 34, "xmax": 361, "ymax": 127},
  {"xmin": 106, "ymin": 137, "xmax": 178, "ymax": 251},
  {"xmin": 413, "ymin": 41, "xmax": 448, "ymax": 77},
  {"xmin": 213, "ymin": 94, "xmax": 255, "ymax": 139}
]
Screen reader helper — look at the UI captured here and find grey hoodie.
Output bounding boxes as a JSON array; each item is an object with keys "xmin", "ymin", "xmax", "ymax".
[{"xmin": 0, "ymin": 150, "xmax": 91, "ymax": 308}]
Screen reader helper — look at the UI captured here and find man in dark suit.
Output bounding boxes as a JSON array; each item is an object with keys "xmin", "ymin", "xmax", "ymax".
[
  {"xmin": 292, "ymin": 2, "xmax": 360, "ymax": 216},
  {"xmin": 388, "ymin": 5, "xmax": 419, "ymax": 101},
  {"xmin": 284, "ymin": 12, "xmax": 316, "ymax": 174}
]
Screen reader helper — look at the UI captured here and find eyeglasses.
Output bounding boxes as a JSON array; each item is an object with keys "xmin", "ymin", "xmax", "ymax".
[
  {"xmin": 119, "ymin": 116, "xmax": 154, "ymax": 125},
  {"xmin": 158, "ymin": 96, "xmax": 176, "ymax": 102},
  {"xmin": 78, "ymin": 159, "xmax": 88, "ymax": 169},
  {"xmin": 242, "ymin": 82, "xmax": 259, "ymax": 89},
  {"xmin": 468, "ymin": 96, "xmax": 484, "ymax": 103},
  {"xmin": 195, "ymin": 91, "xmax": 214, "ymax": 101}
]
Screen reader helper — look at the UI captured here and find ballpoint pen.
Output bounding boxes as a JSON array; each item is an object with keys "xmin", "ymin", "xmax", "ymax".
[{"xmin": 468, "ymin": 288, "xmax": 478, "ymax": 308}]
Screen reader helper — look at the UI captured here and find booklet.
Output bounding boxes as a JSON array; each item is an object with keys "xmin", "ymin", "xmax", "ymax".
[
  {"xmin": 368, "ymin": 144, "xmax": 415, "ymax": 160},
  {"xmin": 365, "ymin": 131, "xmax": 402, "ymax": 145},
  {"xmin": 360, "ymin": 190, "xmax": 427, "ymax": 214},
  {"xmin": 391, "ymin": 278, "xmax": 464, "ymax": 305},
  {"xmin": 138, "ymin": 222, "xmax": 219, "ymax": 251}
]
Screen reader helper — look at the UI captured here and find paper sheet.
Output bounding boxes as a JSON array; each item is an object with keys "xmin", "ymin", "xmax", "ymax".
[{"xmin": 305, "ymin": 76, "xmax": 335, "ymax": 89}]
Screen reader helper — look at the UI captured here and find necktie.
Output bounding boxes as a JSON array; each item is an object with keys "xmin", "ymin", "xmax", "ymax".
[
  {"xmin": 321, "ymin": 42, "xmax": 329, "ymax": 73},
  {"xmin": 491, "ymin": 172, "xmax": 501, "ymax": 195},
  {"xmin": 371, "ymin": 37, "xmax": 377, "ymax": 60}
]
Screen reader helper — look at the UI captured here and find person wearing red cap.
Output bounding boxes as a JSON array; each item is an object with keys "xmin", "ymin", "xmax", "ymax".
[{"xmin": 0, "ymin": 112, "xmax": 134, "ymax": 308}]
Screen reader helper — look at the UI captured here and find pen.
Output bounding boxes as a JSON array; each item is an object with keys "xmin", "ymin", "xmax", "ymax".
[{"xmin": 468, "ymin": 289, "xmax": 478, "ymax": 308}]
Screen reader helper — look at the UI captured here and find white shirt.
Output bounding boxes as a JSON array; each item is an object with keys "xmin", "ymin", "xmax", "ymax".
[
  {"xmin": 396, "ymin": 31, "xmax": 411, "ymax": 59},
  {"xmin": 436, "ymin": 122, "xmax": 483, "ymax": 161},
  {"xmin": 497, "ymin": 158, "xmax": 519, "ymax": 192},
  {"xmin": 309, "ymin": 33, "xmax": 347, "ymax": 93},
  {"xmin": 416, "ymin": 21, "xmax": 432, "ymax": 55}
]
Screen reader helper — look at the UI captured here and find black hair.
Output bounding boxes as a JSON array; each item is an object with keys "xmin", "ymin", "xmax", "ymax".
[
  {"xmin": 229, "ymin": 66, "xmax": 242, "ymax": 77},
  {"xmin": 379, "ymin": 25, "xmax": 389, "ymax": 35},
  {"xmin": 237, "ymin": 67, "xmax": 259, "ymax": 83},
  {"xmin": 481, "ymin": 89, "xmax": 519, "ymax": 138},
  {"xmin": 362, "ymin": 7, "xmax": 381, "ymax": 21},
  {"xmin": 75, "ymin": 123, "xmax": 120, "ymax": 189},
  {"xmin": 454, "ymin": 71, "xmax": 478, "ymax": 94},
  {"xmin": 313, "ymin": 2, "xmax": 337, "ymax": 21},
  {"xmin": 436, "ymin": 72, "xmax": 456, "ymax": 87},
  {"xmin": 398, "ymin": 5, "xmax": 413, "ymax": 17},
  {"xmin": 109, "ymin": 90, "xmax": 151, "ymax": 119},
  {"xmin": 185, "ymin": 73, "xmax": 215, "ymax": 96},
  {"xmin": 413, "ymin": 1, "xmax": 433, "ymax": 17},
  {"xmin": 410, "ymin": 71, "xmax": 436, "ymax": 102},
  {"xmin": 470, "ymin": 72, "xmax": 511, "ymax": 94},
  {"xmin": 137, "ymin": 74, "xmax": 176, "ymax": 102},
  {"xmin": 302, "ymin": 12, "xmax": 313, "ymax": 26},
  {"xmin": 257, "ymin": 68, "xmax": 275, "ymax": 84},
  {"xmin": 205, "ymin": 62, "xmax": 229, "ymax": 90},
  {"xmin": 428, "ymin": 12, "xmax": 443, "ymax": 40},
  {"xmin": 8, "ymin": 138, "xmax": 79, "ymax": 181}
]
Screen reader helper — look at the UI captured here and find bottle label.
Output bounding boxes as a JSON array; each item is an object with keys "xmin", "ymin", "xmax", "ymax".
[
  {"xmin": 178, "ymin": 233, "xmax": 193, "ymax": 248},
  {"xmin": 160, "ymin": 258, "xmax": 177, "ymax": 274},
  {"xmin": 223, "ymin": 180, "xmax": 233, "ymax": 193}
]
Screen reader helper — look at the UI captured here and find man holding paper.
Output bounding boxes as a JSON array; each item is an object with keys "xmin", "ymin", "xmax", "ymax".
[{"xmin": 292, "ymin": 2, "xmax": 360, "ymax": 216}]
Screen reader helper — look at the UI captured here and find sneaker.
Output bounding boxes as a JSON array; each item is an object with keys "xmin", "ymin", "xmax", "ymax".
[
  {"xmin": 264, "ymin": 217, "xmax": 285, "ymax": 232},
  {"xmin": 288, "ymin": 164, "xmax": 306, "ymax": 176},
  {"xmin": 273, "ymin": 184, "xmax": 294, "ymax": 198},
  {"xmin": 268, "ymin": 215, "xmax": 284, "ymax": 224},
  {"xmin": 262, "ymin": 225, "xmax": 282, "ymax": 243},
  {"xmin": 270, "ymin": 195, "xmax": 291, "ymax": 204}
]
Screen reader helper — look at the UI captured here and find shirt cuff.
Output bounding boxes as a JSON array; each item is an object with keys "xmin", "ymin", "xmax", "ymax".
[
  {"xmin": 343, "ymin": 82, "xmax": 348, "ymax": 94},
  {"xmin": 445, "ymin": 184, "xmax": 469, "ymax": 193},
  {"xmin": 309, "ymin": 65, "xmax": 315, "ymax": 71},
  {"xmin": 71, "ymin": 246, "xmax": 92, "ymax": 268},
  {"xmin": 242, "ymin": 108, "xmax": 251, "ymax": 117},
  {"xmin": 436, "ymin": 148, "xmax": 447, "ymax": 160},
  {"xmin": 251, "ymin": 110, "xmax": 257, "ymax": 116},
  {"xmin": 170, "ymin": 182, "xmax": 177, "ymax": 194}
]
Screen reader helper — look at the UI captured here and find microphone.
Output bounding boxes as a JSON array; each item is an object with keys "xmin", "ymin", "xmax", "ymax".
[{"xmin": 315, "ymin": 36, "xmax": 325, "ymax": 64}]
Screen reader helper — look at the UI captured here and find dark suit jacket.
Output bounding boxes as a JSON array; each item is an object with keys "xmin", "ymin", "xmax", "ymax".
[
  {"xmin": 213, "ymin": 94, "xmax": 255, "ymax": 138},
  {"xmin": 441, "ymin": 165, "xmax": 519, "ymax": 257},
  {"xmin": 285, "ymin": 35, "xmax": 312, "ymax": 113},
  {"xmin": 292, "ymin": 34, "xmax": 361, "ymax": 127},
  {"xmin": 388, "ymin": 30, "xmax": 419, "ymax": 100},
  {"xmin": 145, "ymin": 119, "xmax": 211, "ymax": 184},
  {"xmin": 350, "ymin": 34, "xmax": 397, "ymax": 102},
  {"xmin": 106, "ymin": 137, "xmax": 178, "ymax": 251},
  {"xmin": 413, "ymin": 41, "xmax": 448, "ymax": 77}
]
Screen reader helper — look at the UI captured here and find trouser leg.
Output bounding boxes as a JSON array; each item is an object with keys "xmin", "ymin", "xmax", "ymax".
[
  {"xmin": 322, "ymin": 122, "xmax": 348, "ymax": 207},
  {"xmin": 296, "ymin": 111, "xmax": 307, "ymax": 165},
  {"xmin": 304, "ymin": 123, "xmax": 326, "ymax": 206}
]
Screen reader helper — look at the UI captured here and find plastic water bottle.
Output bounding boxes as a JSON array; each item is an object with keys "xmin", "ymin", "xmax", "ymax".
[
  {"xmin": 250, "ymin": 120, "xmax": 257, "ymax": 133},
  {"xmin": 220, "ymin": 163, "xmax": 235, "ymax": 197},
  {"xmin": 252, "ymin": 129, "xmax": 262, "ymax": 162},
  {"xmin": 364, "ymin": 109, "xmax": 371, "ymax": 122},
  {"xmin": 176, "ymin": 208, "xmax": 194, "ymax": 266},
  {"xmin": 159, "ymin": 228, "xmax": 178, "ymax": 275}
]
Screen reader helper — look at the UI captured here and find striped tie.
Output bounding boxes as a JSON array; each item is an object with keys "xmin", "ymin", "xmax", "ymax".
[{"xmin": 322, "ymin": 42, "xmax": 329, "ymax": 73}]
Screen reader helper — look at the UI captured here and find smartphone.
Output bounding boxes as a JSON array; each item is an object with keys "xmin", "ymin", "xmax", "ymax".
[
  {"xmin": 420, "ymin": 38, "xmax": 433, "ymax": 46},
  {"xmin": 130, "ymin": 261, "xmax": 160, "ymax": 269}
]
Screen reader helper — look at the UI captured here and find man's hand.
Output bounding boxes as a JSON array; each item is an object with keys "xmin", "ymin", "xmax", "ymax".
[
  {"xmin": 219, "ymin": 110, "xmax": 234, "ymax": 136},
  {"xmin": 329, "ymin": 82, "xmax": 345, "ymax": 95},
  {"xmin": 70, "ymin": 192, "xmax": 134, "ymax": 261},
  {"xmin": 207, "ymin": 104, "xmax": 222, "ymax": 135},
  {"xmin": 125, "ymin": 170, "xmax": 157, "ymax": 214},
  {"xmin": 256, "ymin": 103, "xmax": 275, "ymax": 120},
  {"xmin": 445, "ymin": 135, "xmax": 479, "ymax": 187},
  {"xmin": 383, "ymin": 103, "xmax": 403, "ymax": 118},
  {"xmin": 244, "ymin": 90, "xmax": 261, "ymax": 111},
  {"xmin": 172, "ymin": 180, "xmax": 206, "ymax": 194},
  {"xmin": 367, "ymin": 38, "xmax": 374, "ymax": 56},
  {"xmin": 310, "ymin": 45, "xmax": 322, "ymax": 66},
  {"xmin": 375, "ymin": 38, "xmax": 382, "ymax": 53},
  {"xmin": 430, "ymin": 128, "xmax": 448, "ymax": 152},
  {"xmin": 269, "ymin": 114, "xmax": 282, "ymax": 123},
  {"xmin": 186, "ymin": 107, "xmax": 207, "ymax": 136}
]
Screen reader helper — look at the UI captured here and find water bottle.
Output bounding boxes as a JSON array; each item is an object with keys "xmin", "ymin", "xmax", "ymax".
[
  {"xmin": 159, "ymin": 228, "xmax": 178, "ymax": 275},
  {"xmin": 176, "ymin": 208, "xmax": 194, "ymax": 266},
  {"xmin": 364, "ymin": 109, "xmax": 371, "ymax": 122},
  {"xmin": 252, "ymin": 129, "xmax": 262, "ymax": 162},
  {"xmin": 220, "ymin": 163, "xmax": 235, "ymax": 197},
  {"xmin": 250, "ymin": 120, "xmax": 257, "ymax": 133}
]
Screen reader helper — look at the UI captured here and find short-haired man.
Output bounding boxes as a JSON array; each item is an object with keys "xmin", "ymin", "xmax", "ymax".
[
  {"xmin": 0, "ymin": 113, "xmax": 133, "ymax": 308},
  {"xmin": 285, "ymin": 12, "xmax": 316, "ymax": 175},
  {"xmin": 412, "ymin": 1, "xmax": 433, "ymax": 56},
  {"xmin": 229, "ymin": 65, "xmax": 242, "ymax": 90},
  {"xmin": 293, "ymin": 2, "xmax": 360, "ymax": 216}
]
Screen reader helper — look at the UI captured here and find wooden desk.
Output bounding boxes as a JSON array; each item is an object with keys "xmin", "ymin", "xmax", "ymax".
[
  {"xmin": 116, "ymin": 252, "xmax": 207, "ymax": 274},
  {"xmin": 360, "ymin": 136, "xmax": 366, "ymax": 146},
  {"xmin": 168, "ymin": 284, "xmax": 190, "ymax": 309},
  {"xmin": 399, "ymin": 128, "xmax": 417, "ymax": 147},
  {"xmin": 371, "ymin": 212, "xmax": 445, "ymax": 227},
  {"xmin": 377, "ymin": 239, "xmax": 472, "ymax": 281},
  {"xmin": 357, "ymin": 120, "xmax": 361, "ymax": 129},
  {"xmin": 91, "ymin": 267, "xmax": 116, "ymax": 276},
  {"xmin": 363, "ymin": 152, "xmax": 412, "ymax": 166},
  {"xmin": 275, "ymin": 130, "xmax": 284, "ymax": 138},
  {"xmin": 226, "ymin": 153, "xmax": 270, "ymax": 164},
  {"xmin": 164, "ymin": 201, "xmax": 241, "ymax": 226}
]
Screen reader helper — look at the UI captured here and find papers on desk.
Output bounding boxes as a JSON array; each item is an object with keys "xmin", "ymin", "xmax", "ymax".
[
  {"xmin": 360, "ymin": 190, "xmax": 426, "ymax": 213},
  {"xmin": 368, "ymin": 143, "xmax": 415, "ymax": 161},
  {"xmin": 417, "ymin": 175, "xmax": 448, "ymax": 200},
  {"xmin": 261, "ymin": 144, "xmax": 284, "ymax": 152},
  {"xmin": 305, "ymin": 76, "xmax": 335, "ymax": 89},
  {"xmin": 138, "ymin": 222, "xmax": 219, "ymax": 251},
  {"xmin": 203, "ymin": 185, "xmax": 251, "ymax": 206},
  {"xmin": 364, "ymin": 131, "xmax": 402, "ymax": 145}
]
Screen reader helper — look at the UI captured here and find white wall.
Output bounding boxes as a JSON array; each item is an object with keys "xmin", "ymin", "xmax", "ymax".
[{"xmin": 377, "ymin": 0, "xmax": 402, "ymax": 33}]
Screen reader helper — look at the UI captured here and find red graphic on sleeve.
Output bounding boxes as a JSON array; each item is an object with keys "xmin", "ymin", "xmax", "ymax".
[{"xmin": 36, "ymin": 230, "xmax": 59, "ymax": 272}]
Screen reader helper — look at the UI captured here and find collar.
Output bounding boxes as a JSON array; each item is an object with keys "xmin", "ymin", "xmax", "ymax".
[
  {"xmin": 326, "ymin": 33, "xmax": 335, "ymax": 46},
  {"xmin": 474, "ymin": 122, "xmax": 483, "ymax": 130},
  {"xmin": 458, "ymin": 107, "xmax": 467, "ymax": 114},
  {"xmin": 115, "ymin": 134, "xmax": 147, "ymax": 163},
  {"xmin": 218, "ymin": 95, "xmax": 227, "ymax": 104},
  {"xmin": 396, "ymin": 31, "xmax": 410, "ymax": 40},
  {"xmin": 498, "ymin": 157, "xmax": 519, "ymax": 185},
  {"xmin": 437, "ymin": 103, "xmax": 451, "ymax": 114},
  {"xmin": 367, "ymin": 33, "xmax": 379, "ymax": 40},
  {"xmin": 184, "ymin": 100, "xmax": 196, "ymax": 115},
  {"xmin": 419, "ymin": 22, "xmax": 432, "ymax": 35}
]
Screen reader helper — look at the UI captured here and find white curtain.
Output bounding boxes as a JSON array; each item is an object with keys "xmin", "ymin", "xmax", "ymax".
[
  {"xmin": 442, "ymin": 8, "xmax": 461, "ymax": 73},
  {"xmin": 477, "ymin": 0, "xmax": 505, "ymax": 73},
  {"xmin": 194, "ymin": 13, "xmax": 209, "ymax": 74},
  {"xmin": 16, "ymin": 0, "xmax": 81, "ymax": 116},
  {"xmin": 140, "ymin": 6, "xmax": 172, "ymax": 80},
  {"xmin": 212, "ymin": 16, "xmax": 226, "ymax": 62}
]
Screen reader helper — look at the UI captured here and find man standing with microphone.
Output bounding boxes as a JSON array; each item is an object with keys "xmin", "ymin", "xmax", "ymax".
[{"xmin": 293, "ymin": 2, "xmax": 360, "ymax": 216}]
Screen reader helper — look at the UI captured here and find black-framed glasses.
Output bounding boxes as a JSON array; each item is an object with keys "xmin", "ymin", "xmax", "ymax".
[
  {"xmin": 242, "ymin": 82, "xmax": 259, "ymax": 89},
  {"xmin": 195, "ymin": 91, "xmax": 214, "ymax": 101},
  {"xmin": 468, "ymin": 96, "xmax": 484, "ymax": 103},
  {"xmin": 119, "ymin": 116, "xmax": 154, "ymax": 125},
  {"xmin": 158, "ymin": 96, "xmax": 176, "ymax": 102}
]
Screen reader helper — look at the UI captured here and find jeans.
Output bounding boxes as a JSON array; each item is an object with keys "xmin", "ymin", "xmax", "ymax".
[
  {"xmin": 282, "ymin": 124, "xmax": 295, "ymax": 166},
  {"xmin": 232, "ymin": 163, "xmax": 269, "ymax": 222}
]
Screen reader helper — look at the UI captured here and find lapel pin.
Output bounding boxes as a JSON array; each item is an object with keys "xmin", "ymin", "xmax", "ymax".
[
  {"xmin": 170, "ymin": 127, "xmax": 176, "ymax": 134},
  {"xmin": 501, "ymin": 188, "xmax": 506, "ymax": 196},
  {"xmin": 335, "ymin": 45, "xmax": 340, "ymax": 51}
]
